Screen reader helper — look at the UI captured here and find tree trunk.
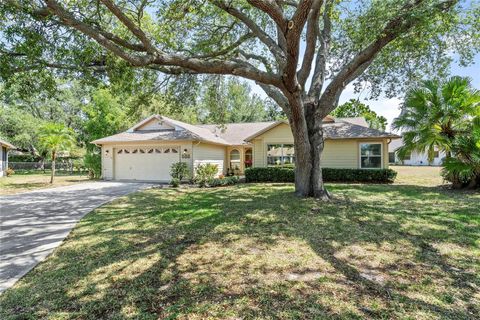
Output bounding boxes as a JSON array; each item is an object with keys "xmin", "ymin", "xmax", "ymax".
[
  {"xmin": 50, "ymin": 151, "xmax": 56, "ymax": 184},
  {"xmin": 287, "ymin": 98, "xmax": 330, "ymax": 199}
]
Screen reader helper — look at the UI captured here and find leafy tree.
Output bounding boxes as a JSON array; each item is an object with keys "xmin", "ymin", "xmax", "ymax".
[
  {"xmin": 38, "ymin": 123, "xmax": 76, "ymax": 183},
  {"xmin": 0, "ymin": 106, "xmax": 44, "ymax": 156},
  {"xmin": 201, "ymin": 76, "xmax": 269, "ymax": 123},
  {"xmin": 3, "ymin": 0, "xmax": 479, "ymax": 198},
  {"xmin": 82, "ymin": 88, "xmax": 130, "ymax": 177},
  {"xmin": 331, "ymin": 99, "xmax": 387, "ymax": 130},
  {"xmin": 392, "ymin": 76, "xmax": 480, "ymax": 164}
]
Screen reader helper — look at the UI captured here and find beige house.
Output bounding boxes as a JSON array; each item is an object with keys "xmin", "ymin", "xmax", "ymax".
[
  {"xmin": 0, "ymin": 139, "xmax": 15, "ymax": 177},
  {"xmin": 92, "ymin": 115, "xmax": 400, "ymax": 182}
]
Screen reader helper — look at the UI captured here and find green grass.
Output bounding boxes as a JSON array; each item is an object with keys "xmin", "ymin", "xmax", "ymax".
[
  {"xmin": 1, "ymin": 182, "xmax": 478, "ymax": 319},
  {"xmin": 0, "ymin": 172, "xmax": 89, "ymax": 195}
]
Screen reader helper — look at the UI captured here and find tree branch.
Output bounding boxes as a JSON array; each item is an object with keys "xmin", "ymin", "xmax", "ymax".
[
  {"xmin": 282, "ymin": 0, "xmax": 314, "ymax": 92},
  {"xmin": 247, "ymin": 0, "xmax": 288, "ymax": 30},
  {"xmin": 317, "ymin": 0, "xmax": 458, "ymax": 116},
  {"xmin": 307, "ymin": 0, "xmax": 332, "ymax": 100},
  {"xmin": 211, "ymin": 0, "xmax": 286, "ymax": 63},
  {"xmin": 99, "ymin": 0, "xmax": 157, "ymax": 53},
  {"xmin": 297, "ymin": 0, "xmax": 323, "ymax": 87}
]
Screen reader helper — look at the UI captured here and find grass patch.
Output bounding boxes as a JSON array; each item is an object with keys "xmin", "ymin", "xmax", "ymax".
[
  {"xmin": 0, "ymin": 173, "xmax": 90, "ymax": 195},
  {"xmin": 1, "ymin": 182, "xmax": 479, "ymax": 319}
]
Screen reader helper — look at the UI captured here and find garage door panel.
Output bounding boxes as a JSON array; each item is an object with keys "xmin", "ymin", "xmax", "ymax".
[{"xmin": 114, "ymin": 147, "xmax": 180, "ymax": 181}]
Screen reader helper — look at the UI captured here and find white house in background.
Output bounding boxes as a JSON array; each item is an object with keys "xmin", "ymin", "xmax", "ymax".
[
  {"xmin": 0, "ymin": 139, "xmax": 15, "ymax": 176},
  {"xmin": 388, "ymin": 138, "xmax": 446, "ymax": 166}
]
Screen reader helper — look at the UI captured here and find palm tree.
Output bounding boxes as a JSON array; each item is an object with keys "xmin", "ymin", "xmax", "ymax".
[
  {"xmin": 393, "ymin": 76, "xmax": 480, "ymax": 164},
  {"xmin": 38, "ymin": 123, "xmax": 76, "ymax": 183}
]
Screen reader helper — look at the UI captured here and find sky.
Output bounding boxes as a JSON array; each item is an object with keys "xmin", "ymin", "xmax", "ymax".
[{"xmin": 251, "ymin": 54, "xmax": 480, "ymax": 131}]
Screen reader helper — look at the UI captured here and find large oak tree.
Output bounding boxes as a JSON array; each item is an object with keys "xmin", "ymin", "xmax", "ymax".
[{"xmin": 1, "ymin": 0, "xmax": 479, "ymax": 197}]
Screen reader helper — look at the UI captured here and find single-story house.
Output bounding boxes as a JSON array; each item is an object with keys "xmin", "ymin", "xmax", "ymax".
[
  {"xmin": 92, "ymin": 115, "xmax": 400, "ymax": 182},
  {"xmin": 388, "ymin": 139, "xmax": 445, "ymax": 166},
  {"xmin": 0, "ymin": 139, "xmax": 15, "ymax": 177}
]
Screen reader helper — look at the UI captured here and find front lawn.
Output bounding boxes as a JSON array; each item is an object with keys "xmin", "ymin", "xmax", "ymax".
[
  {"xmin": 1, "ymin": 183, "xmax": 478, "ymax": 319},
  {"xmin": 0, "ymin": 172, "xmax": 89, "ymax": 195}
]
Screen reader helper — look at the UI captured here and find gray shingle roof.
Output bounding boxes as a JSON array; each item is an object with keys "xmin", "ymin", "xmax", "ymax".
[
  {"xmin": 92, "ymin": 115, "xmax": 399, "ymax": 145},
  {"xmin": 322, "ymin": 121, "xmax": 400, "ymax": 139},
  {"xmin": 197, "ymin": 122, "xmax": 276, "ymax": 145}
]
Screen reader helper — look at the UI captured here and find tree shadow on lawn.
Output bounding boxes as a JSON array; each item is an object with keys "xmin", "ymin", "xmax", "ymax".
[{"xmin": 1, "ymin": 183, "xmax": 479, "ymax": 319}]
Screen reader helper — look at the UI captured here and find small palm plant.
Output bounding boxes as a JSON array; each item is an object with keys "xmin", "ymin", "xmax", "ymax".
[{"xmin": 38, "ymin": 123, "xmax": 76, "ymax": 184}]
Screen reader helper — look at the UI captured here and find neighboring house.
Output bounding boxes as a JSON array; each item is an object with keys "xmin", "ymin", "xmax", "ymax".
[
  {"xmin": 92, "ymin": 115, "xmax": 400, "ymax": 182},
  {"xmin": 0, "ymin": 139, "xmax": 15, "ymax": 177},
  {"xmin": 388, "ymin": 139, "xmax": 446, "ymax": 166}
]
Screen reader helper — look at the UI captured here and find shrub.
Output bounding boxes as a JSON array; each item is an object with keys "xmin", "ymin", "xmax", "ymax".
[
  {"xmin": 170, "ymin": 162, "xmax": 189, "ymax": 181},
  {"xmin": 208, "ymin": 175, "xmax": 240, "ymax": 187},
  {"xmin": 245, "ymin": 167, "xmax": 397, "ymax": 183},
  {"xmin": 6, "ymin": 167, "xmax": 15, "ymax": 177},
  {"xmin": 195, "ymin": 163, "xmax": 218, "ymax": 187},
  {"xmin": 84, "ymin": 153, "xmax": 101, "ymax": 179},
  {"xmin": 170, "ymin": 178, "xmax": 180, "ymax": 187}
]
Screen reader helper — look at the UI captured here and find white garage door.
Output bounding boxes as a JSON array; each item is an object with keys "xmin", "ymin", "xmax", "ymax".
[{"xmin": 114, "ymin": 146, "xmax": 180, "ymax": 181}]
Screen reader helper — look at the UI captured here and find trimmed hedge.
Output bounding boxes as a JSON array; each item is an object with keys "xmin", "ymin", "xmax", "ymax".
[{"xmin": 245, "ymin": 167, "xmax": 397, "ymax": 183}]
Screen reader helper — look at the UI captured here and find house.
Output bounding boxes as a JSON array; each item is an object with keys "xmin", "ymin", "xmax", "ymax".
[
  {"xmin": 92, "ymin": 115, "xmax": 400, "ymax": 182},
  {"xmin": 388, "ymin": 139, "xmax": 446, "ymax": 166},
  {"xmin": 0, "ymin": 139, "xmax": 15, "ymax": 177}
]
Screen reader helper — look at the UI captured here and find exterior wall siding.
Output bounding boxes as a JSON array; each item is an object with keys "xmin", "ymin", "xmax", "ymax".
[
  {"xmin": 251, "ymin": 123, "xmax": 390, "ymax": 169},
  {"xmin": 193, "ymin": 142, "xmax": 226, "ymax": 177}
]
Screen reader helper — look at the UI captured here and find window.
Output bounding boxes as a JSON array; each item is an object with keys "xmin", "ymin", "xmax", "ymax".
[
  {"xmin": 117, "ymin": 149, "xmax": 123, "ymax": 154},
  {"xmin": 230, "ymin": 149, "xmax": 241, "ymax": 170},
  {"xmin": 434, "ymin": 151, "xmax": 439, "ymax": 158},
  {"xmin": 148, "ymin": 149, "xmax": 154, "ymax": 153},
  {"xmin": 164, "ymin": 148, "xmax": 171, "ymax": 153},
  {"xmin": 140, "ymin": 149, "xmax": 145, "ymax": 153},
  {"xmin": 360, "ymin": 143, "xmax": 382, "ymax": 169},
  {"xmin": 267, "ymin": 144, "xmax": 295, "ymax": 166},
  {"xmin": 171, "ymin": 148, "xmax": 178, "ymax": 153},
  {"xmin": 155, "ymin": 149, "xmax": 162, "ymax": 153},
  {"xmin": 132, "ymin": 149, "xmax": 138, "ymax": 154},
  {"xmin": 404, "ymin": 152, "xmax": 411, "ymax": 161}
]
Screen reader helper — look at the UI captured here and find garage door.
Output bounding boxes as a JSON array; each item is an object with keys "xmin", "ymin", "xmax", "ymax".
[{"xmin": 114, "ymin": 146, "xmax": 180, "ymax": 181}]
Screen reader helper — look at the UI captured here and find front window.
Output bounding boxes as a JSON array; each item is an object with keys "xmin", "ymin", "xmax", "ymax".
[
  {"xmin": 230, "ymin": 149, "xmax": 241, "ymax": 170},
  {"xmin": 360, "ymin": 143, "xmax": 382, "ymax": 169},
  {"xmin": 267, "ymin": 144, "xmax": 295, "ymax": 167}
]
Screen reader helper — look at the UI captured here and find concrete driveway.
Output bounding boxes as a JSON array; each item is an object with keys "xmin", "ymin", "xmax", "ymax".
[{"xmin": 0, "ymin": 181, "xmax": 153, "ymax": 293}]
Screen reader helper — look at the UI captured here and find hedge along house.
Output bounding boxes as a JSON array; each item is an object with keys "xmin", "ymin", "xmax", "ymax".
[
  {"xmin": 92, "ymin": 115, "xmax": 400, "ymax": 182},
  {"xmin": 0, "ymin": 139, "xmax": 15, "ymax": 177}
]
